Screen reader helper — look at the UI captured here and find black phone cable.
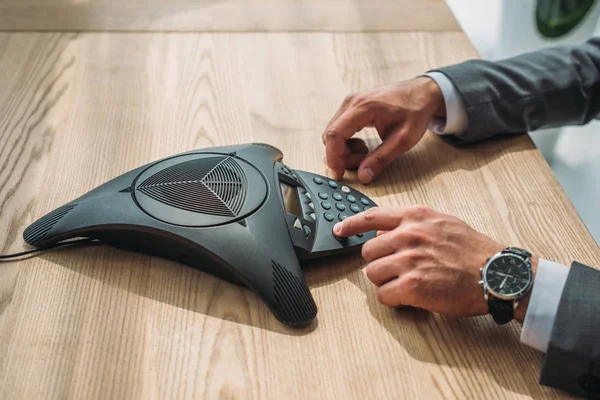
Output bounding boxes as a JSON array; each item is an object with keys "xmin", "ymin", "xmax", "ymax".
[{"xmin": 0, "ymin": 238, "xmax": 99, "ymax": 261}]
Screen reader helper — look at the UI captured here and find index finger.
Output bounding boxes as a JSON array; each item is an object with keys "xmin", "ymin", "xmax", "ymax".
[
  {"xmin": 324, "ymin": 106, "xmax": 374, "ymax": 180},
  {"xmin": 333, "ymin": 206, "xmax": 405, "ymax": 237}
]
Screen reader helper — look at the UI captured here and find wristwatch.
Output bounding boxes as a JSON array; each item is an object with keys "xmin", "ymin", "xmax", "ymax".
[{"xmin": 479, "ymin": 247, "xmax": 534, "ymax": 325}]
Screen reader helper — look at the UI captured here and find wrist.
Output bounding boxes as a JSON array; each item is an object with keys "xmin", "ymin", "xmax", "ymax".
[
  {"xmin": 514, "ymin": 256, "xmax": 538, "ymax": 323},
  {"xmin": 413, "ymin": 76, "xmax": 446, "ymax": 117}
]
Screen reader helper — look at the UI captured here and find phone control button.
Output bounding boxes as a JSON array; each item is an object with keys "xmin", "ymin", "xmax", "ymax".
[
  {"xmin": 293, "ymin": 219, "xmax": 302, "ymax": 230},
  {"xmin": 323, "ymin": 212, "xmax": 335, "ymax": 222}
]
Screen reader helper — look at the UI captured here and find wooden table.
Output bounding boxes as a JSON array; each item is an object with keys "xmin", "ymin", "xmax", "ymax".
[{"xmin": 0, "ymin": 1, "xmax": 597, "ymax": 399}]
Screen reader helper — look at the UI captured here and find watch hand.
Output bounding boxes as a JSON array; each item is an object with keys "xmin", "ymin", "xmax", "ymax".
[{"xmin": 499, "ymin": 275, "xmax": 509, "ymax": 289}]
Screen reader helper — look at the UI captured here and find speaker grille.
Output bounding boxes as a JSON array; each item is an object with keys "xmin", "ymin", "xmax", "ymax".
[
  {"xmin": 137, "ymin": 156, "xmax": 248, "ymax": 217},
  {"xmin": 23, "ymin": 204, "xmax": 77, "ymax": 246},
  {"xmin": 272, "ymin": 261, "xmax": 317, "ymax": 325}
]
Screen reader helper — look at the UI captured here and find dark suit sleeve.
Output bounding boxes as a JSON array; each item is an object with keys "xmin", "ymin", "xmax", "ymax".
[
  {"xmin": 430, "ymin": 37, "xmax": 600, "ymax": 144},
  {"xmin": 539, "ymin": 262, "xmax": 600, "ymax": 398}
]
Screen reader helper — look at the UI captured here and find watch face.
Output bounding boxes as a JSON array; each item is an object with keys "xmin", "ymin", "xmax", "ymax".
[{"xmin": 484, "ymin": 255, "xmax": 531, "ymax": 298}]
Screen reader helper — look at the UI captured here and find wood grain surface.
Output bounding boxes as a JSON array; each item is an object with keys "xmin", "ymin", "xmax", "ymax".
[
  {"xmin": 0, "ymin": 29, "xmax": 596, "ymax": 400},
  {"xmin": 0, "ymin": 0, "xmax": 460, "ymax": 32}
]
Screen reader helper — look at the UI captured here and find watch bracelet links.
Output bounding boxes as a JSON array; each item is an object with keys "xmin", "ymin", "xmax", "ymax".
[
  {"xmin": 488, "ymin": 247, "xmax": 532, "ymax": 325},
  {"xmin": 502, "ymin": 247, "xmax": 532, "ymax": 260}
]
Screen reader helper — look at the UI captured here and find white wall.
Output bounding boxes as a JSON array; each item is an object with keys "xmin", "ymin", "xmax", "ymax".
[{"xmin": 446, "ymin": 0, "xmax": 600, "ymax": 244}]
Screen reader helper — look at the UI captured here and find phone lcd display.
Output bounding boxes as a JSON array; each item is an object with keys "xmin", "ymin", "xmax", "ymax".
[{"xmin": 280, "ymin": 183, "xmax": 303, "ymax": 217}]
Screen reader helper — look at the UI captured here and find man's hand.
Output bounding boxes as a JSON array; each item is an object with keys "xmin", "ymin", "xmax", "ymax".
[
  {"xmin": 333, "ymin": 206, "xmax": 536, "ymax": 321},
  {"xmin": 322, "ymin": 77, "xmax": 445, "ymax": 184}
]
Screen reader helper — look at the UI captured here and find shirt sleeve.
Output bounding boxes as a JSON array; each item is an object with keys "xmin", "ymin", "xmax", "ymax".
[
  {"xmin": 422, "ymin": 72, "xmax": 468, "ymax": 135},
  {"xmin": 520, "ymin": 259, "xmax": 570, "ymax": 353}
]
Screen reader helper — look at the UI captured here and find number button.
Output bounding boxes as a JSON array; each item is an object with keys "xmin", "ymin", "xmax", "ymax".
[
  {"xmin": 328, "ymin": 180, "xmax": 338, "ymax": 189},
  {"xmin": 323, "ymin": 212, "xmax": 335, "ymax": 222},
  {"xmin": 346, "ymin": 195, "xmax": 356, "ymax": 203},
  {"xmin": 313, "ymin": 177, "xmax": 323, "ymax": 185},
  {"xmin": 335, "ymin": 203, "xmax": 346, "ymax": 211},
  {"xmin": 350, "ymin": 204, "xmax": 360, "ymax": 213},
  {"xmin": 318, "ymin": 192, "xmax": 329, "ymax": 200},
  {"xmin": 360, "ymin": 197, "xmax": 370, "ymax": 205},
  {"xmin": 332, "ymin": 193, "xmax": 343, "ymax": 201},
  {"xmin": 338, "ymin": 213, "xmax": 348, "ymax": 221},
  {"xmin": 321, "ymin": 202, "xmax": 332, "ymax": 210}
]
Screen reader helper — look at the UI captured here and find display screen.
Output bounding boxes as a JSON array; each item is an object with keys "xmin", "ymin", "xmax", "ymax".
[{"xmin": 280, "ymin": 182, "xmax": 303, "ymax": 217}]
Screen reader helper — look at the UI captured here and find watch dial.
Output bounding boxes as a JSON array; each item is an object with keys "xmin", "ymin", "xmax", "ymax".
[{"xmin": 485, "ymin": 255, "xmax": 531, "ymax": 297}]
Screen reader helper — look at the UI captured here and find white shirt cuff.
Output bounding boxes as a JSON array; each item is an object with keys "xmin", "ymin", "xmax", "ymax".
[
  {"xmin": 520, "ymin": 259, "xmax": 570, "ymax": 353},
  {"xmin": 422, "ymin": 72, "xmax": 468, "ymax": 135}
]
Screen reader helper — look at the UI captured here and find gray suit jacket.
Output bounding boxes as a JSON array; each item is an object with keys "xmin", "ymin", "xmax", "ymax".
[
  {"xmin": 433, "ymin": 36, "xmax": 600, "ymax": 144},
  {"xmin": 432, "ymin": 37, "xmax": 600, "ymax": 398}
]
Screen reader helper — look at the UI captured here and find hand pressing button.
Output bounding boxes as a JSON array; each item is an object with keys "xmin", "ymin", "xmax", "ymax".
[{"xmin": 332, "ymin": 221, "xmax": 347, "ymax": 241}]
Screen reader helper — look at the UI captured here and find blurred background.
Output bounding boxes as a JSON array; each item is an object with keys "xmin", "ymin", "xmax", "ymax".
[{"xmin": 447, "ymin": 0, "xmax": 600, "ymax": 244}]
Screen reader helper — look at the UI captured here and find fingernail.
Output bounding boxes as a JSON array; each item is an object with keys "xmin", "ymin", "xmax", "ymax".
[
  {"xmin": 361, "ymin": 166, "xmax": 374, "ymax": 183},
  {"xmin": 333, "ymin": 222, "xmax": 342, "ymax": 234}
]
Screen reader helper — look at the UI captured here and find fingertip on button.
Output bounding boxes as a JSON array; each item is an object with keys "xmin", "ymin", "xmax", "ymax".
[{"xmin": 333, "ymin": 222, "xmax": 343, "ymax": 235}]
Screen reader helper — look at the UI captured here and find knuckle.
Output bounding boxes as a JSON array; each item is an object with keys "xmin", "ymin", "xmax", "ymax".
[
  {"xmin": 402, "ymin": 273, "xmax": 423, "ymax": 293},
  {"xmin": 353, "ymin": 93, "xmax": 369, "ymax": 105},
  {"xmin": 361, "ymin": 245, "xmax": 371, "ymax": 262},
  {"xmin": 342, "ymin": 217, "xmax": 353, "ymax": 231},
  {"xmin": 361, "ymin": 241, "xmax": 376, "ymax": 262},
  {"xmin": 365, "ymin": 263, "xmax": 376, "ymax": 282},
  {"xmin": 406, "ymin": 205, "xmax": 433, "ymax": 219},
  {"xmin": 324, "ymin": 128, "xmax": 339, "ymax": 140},
  {"xmin": 343, "ymin": 93, "xmax": 356, "ymax": 106},
  {"xmin": 406, "ymin": 229, "xmax": 430, "ymax": 247},
  {"xmin": 377, "ymin": 288, "xmax": 394, "ymax": 306},
  {"xmin": 362, "ymin": 206, "xmax": 379, "ymax": 221},
  {"xmin": 372, "ymin": 153, "xmax": 389, "ymax": 170},
  {"xmin": 360, "ymin": 98, "xmax": 380, "ymax": 110},
  {"xmin": 401, "ymin": 249, "xmax": 424, "ymax": 264}
]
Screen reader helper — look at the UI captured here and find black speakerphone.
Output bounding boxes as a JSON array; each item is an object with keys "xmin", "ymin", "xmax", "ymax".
[{"xmin": 23, "ymin": 143, "xmax": 377, "ymax": 326}]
